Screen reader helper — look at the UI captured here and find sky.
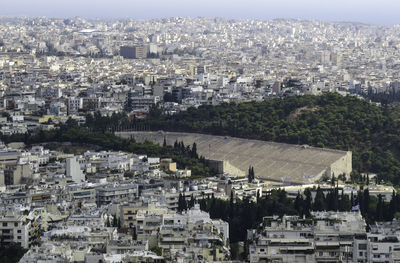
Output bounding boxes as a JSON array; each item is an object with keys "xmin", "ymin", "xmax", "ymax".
[{"xmin": 2, "ymin": 0, "xmax": 400, "ymax": 25}]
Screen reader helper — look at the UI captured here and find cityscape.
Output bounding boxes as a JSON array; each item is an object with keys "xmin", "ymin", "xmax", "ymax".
[{"xmin": 1, "ymin": 1, "xmax": 400, "ymax": 263}]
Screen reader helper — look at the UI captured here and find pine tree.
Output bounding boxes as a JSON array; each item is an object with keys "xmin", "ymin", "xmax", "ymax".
[{"xmin": 163, "ymin": 136, "xmax": 167, "ymax": 147}]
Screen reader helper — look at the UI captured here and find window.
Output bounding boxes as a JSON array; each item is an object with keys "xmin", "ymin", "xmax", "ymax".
[
  {"xmin": 2, "ymin": 222, "xmax": 7, "ymax": 227},
  {"xmin": 14, "ymin": 223, "xmax": 18, "ymax": 227},
  {"xmin": 17, "ymin": 230, "xmax": 21, "ymax": 233},
  {"xmin": 359, "ymin": 252, "xmax": 363, "ymax": 257},
  {"xmin": 17, "ymin": 236, "xmax": 21, "ymax": 240},
  {"xmin": 359, "ymin": 244, "xmax": 367, "ymax": 250}
]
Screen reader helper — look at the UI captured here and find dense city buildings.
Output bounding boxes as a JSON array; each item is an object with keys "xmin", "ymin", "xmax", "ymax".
[{"xmin": 1, "ymin": 15, "xmax": 400, "ymax": 262}]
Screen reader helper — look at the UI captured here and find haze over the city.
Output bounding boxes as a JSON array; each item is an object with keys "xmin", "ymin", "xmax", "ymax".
[{"xmin": 2, "ymin": 0, "xmax": 400, "ymax": 25}]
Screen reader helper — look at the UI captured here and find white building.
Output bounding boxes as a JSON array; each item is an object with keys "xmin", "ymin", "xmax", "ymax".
[{"xmin": 66, "ymin": 157, "xmax": 85, "ymax": 183}]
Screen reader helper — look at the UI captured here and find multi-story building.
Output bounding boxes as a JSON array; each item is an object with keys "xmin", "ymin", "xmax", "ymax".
[
  {"xmin": 248, "ymin": 212, "xmax": 367, "ymax": 263},
  {"xmin": 0, "ymin": 211, "xmax": 31, "ymax": 248},
  {"xmin": 67, "ymin": 97, "xmax": 83, "ymax": 114},
  {"xmin": 159, "ymin": 204, "xmax": 230, "ymax": 262},
  {"xmin": 120, "ymin": 45, "xmax": 149, "ymax": 59},
  {"xmin": 96, "ymin": 183, "xmax": 139, "ymax": 206},
  {"xmin": 125, "ymin": 94, "xmax": 160, "ymax": 112},
  {"xmin": 367, "ymin": 220, "xmax": 400, "ymax": 263},
  {"xmin": 0, "ymin": 209, "xmax": 47, "ymax": 248}
]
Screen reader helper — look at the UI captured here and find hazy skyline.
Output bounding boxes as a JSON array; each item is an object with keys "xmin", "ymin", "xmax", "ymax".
[{"xmin": 2, "ymin": 0, "xmax": 400, "ymax": 25}]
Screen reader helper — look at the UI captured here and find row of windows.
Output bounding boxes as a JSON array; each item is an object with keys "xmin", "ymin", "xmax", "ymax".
[{"xmin": 2, "ymin": 222, "xmax": 19, "ymax": 227}]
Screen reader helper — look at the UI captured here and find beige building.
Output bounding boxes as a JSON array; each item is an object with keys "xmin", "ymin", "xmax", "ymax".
[
  {"xmin": 160, "ymin": 158, "xmax": 177, "ymax": 172},
  {"xmin": 4, "ymin": 163, "xmax": 31, "ymax": 185}
]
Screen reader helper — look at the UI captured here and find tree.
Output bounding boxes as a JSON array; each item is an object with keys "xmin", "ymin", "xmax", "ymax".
[
  {"xmin": 188, "ymin": 194, "xmax": 195, "ymax": 209},
  {"xmin": 248, "ymin": 166, "xmax": 255, "ymax": 183},
  {"xmin": 338, "ymin": 173, "xmax": 346, "ymax": 182},
  {"xmin": 163, "ymin": 136, "xmax": 167, "ymax": 147},
  {"xmin": 294, "ymin": 192, "xmax": 304, "ymax": 216},
  {"xmin": 331, "ymin": 174, "xmax": 336, "ymax": 186},
  {"xmin": 303, "ymin": 188, "xmax": 312, "ymax": 216},
  {"xmin": 174, "ymin": 140, "xmax": 178, "ymax": 149},
  {"xmin": 313, "ymin": 187, "xmax": 325, "ymax": 211},
  {"xmin": 112, "ymin": 215, "xmax": 117, "ymax": 227},
  {"xmin": 229, "ymin": 191, "xmax": 235, "ymax": 220},
  {"xmin": 339, "ymin": 190, "xmax": 351, "ymax": 211},
  {"xmin": 150, "ymin": 246, "xmax": 163, "ymax": 256},
  {"xmin": 178, "ymin": 193, "xmax": 187, "ymax": 213},
  {"xmin": 191, "ymin": 142, "xmax": 198, "ymax": 158},
  {"xmin": 376, "ymin": 194, "xmax": 384, "ymax": 221},
  {"xmin": 389, "ymin": 191, "xmax": 397, "ymax": 220},
  {"xmin": 363, "ymin": 189, "xmax": 370, "ymax": 217}
]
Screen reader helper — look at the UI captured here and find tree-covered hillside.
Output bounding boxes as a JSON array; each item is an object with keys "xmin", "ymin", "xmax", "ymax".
[{"xmin": 145, "ymin": 94, "xmax": 400, "ymax": 185}]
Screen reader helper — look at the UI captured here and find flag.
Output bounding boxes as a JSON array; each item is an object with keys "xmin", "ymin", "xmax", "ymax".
[{"xmin": 352, "ymin": 204, "xmax": 360, "ymax": 211}]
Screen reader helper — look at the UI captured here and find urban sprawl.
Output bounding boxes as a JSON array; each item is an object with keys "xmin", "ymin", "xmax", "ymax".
[{"xmin": 0, "ymin": 16, "xmax": 400, "ymax": 262}]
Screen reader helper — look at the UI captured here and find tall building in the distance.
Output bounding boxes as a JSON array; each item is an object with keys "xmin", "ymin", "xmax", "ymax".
[{"xmin": 120, "ymin": 45, "xmax": 148, "ymax": 59}]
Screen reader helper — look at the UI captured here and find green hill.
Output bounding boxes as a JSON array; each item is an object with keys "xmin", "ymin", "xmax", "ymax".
[{"xmin": 146, "ymin": 93, "xmax": 400, "ymax": 185}]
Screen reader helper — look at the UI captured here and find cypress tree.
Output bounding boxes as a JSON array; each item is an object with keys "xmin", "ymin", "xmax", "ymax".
[
  {"xmin": 191, "ymin": 142, "xmax": 198, "ymax": 158},
  {"xmin": 304, "ymin": 188, "xmax": 312, "ymax": 216},
  {"xmin": 178, "ymin": 193, "xmax": 184, "ymax": 213},
  {"xmin": 313, "ymin": 187, "xmax": 325, "ymax": 211},
  {"xmin": 350, "ymin": 191, "xmax": 354, "ymax": 206},
  {"xmin": 363, "ymin": 189, "xmax": 370, "ymax": 216},
  {"xmin": 189, "ymin": 194, "xmax": 195, "ymax": 209},
  {"xmin": 389, "ymin": 191, "xmax": 397, "ymax": 220},
  {"xmin": 248, "ymin": 166, "xmax": 255, "ymax": 183},
  {"xmin": 294, "ymin": 191, "xmax": 304, "ymax": 216},
  {"xmin": 377, "ymin": 194, "xmax": 384, "ymax": 221}
]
